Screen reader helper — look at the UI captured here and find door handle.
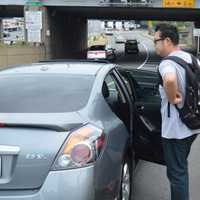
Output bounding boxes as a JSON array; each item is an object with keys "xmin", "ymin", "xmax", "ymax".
[{"xmin": 139, "ymin": 116, "xmax": 155, "ymax": 132}]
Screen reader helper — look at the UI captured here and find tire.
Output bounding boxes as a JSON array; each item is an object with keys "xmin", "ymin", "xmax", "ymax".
[{"xmin": 117, "ymin": 156, "xmax": 133, "ymax": 200}]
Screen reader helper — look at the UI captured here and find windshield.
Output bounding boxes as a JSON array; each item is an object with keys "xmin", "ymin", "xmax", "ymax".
[{"xmin": 89, "ymin": 45, "xmax": 105, "ymax": 50}]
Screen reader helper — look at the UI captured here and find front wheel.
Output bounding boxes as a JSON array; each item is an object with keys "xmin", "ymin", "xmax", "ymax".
[{"xmin": 118, "ymin": 156, "xmax": 133, "ymax": 200}]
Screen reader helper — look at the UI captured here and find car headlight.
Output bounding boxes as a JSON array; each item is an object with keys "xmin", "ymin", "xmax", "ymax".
[{"xmin": 51, "ymin": 124, "xmax": 105, "ymax": 170}]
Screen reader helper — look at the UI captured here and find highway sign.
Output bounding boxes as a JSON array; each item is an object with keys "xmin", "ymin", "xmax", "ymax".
[
  {"xmin": 193, "ymin": 28, "xmax": 200, "ymax": 36},
  {"xmin": 25, "ymin": 0, "xmax": 44, "ymax": 7},
  {"xmin": 163, "ymin": 0, "xmax": 195, "ymax": 8}
]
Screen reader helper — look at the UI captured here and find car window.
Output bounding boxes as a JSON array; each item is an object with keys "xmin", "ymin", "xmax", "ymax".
[
  {"xmin": 103, "ymin": 74, "xmax": 126, "ymax": 104},
  {"xmin": 102, "ymin": 73, "xmax": 131, "ymax": 127},
  {"xmin": 105, "ymin": 45, "xmax": 112, "ymax": 50},
  {"xmin": 120, "ymin": 75, "xmax": 134, "ymax": 100},
  {"xmin": 128, "ymin": 71, "xmax": 160, "ymax": 98},
  {"xmin": 89, "ymin": 45, "xmax": 105, "ymax": 51},
  {"xmin": 0, "ymin": 74, "xmax": 95, "ymax": 113},
  {"xmin": 127, "ymin": 40, "xmax": 137, "ymax": 44}
]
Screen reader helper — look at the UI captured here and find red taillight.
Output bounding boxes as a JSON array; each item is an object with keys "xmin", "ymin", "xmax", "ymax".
[
  {"xmin": 96, "ymin": 134, "xmax": 105, "ymax": 151},
  {"xmin": 0, "ymin": 123, "xmax": 5, "ymax": 127},
  {"xmin": 71, "ymin": 143, "xmax": 92, "ymax": 165},
  {"xmin": 51, "ymin": 124, "xmax": 106, "ymax": 170}
]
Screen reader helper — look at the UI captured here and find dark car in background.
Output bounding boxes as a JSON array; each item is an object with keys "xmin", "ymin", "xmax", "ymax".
[
  {"xmin": 0, "ymin": 60, "xmax": 164, "ymax": 200},
  {"xmin": 125, "ymin": 39, "xmax": 139, "ymax": 54}
]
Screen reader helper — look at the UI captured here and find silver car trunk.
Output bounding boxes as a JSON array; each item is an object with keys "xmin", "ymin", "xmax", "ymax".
[{"xmin": 0, "ymin": 112, "xmax": 84, "ymax": 189}]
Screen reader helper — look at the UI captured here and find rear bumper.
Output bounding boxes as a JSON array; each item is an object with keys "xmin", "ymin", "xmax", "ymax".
[
  {"xmin": 0, "ymin": 166, "xmax": 94, "ymax": 200},
  {"xmin": 125, "ymin": 48, "xmax": 138, "ymax": 53}
]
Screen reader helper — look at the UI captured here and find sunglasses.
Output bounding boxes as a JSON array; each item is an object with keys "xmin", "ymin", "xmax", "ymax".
[{"xmin": 154, "ymin": 38, "xmax": 164, "ymax": 44}]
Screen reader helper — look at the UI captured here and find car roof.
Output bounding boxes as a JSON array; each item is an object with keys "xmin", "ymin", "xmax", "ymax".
[
  {"xmin": 89, "ymin": 45, "xmax": 105, "ymax": 47},
  {"xmin": 0, "ymin": 61, "xmax": 115, "ymax": 76},
  {"xmin": 127, "ymin": 39, "xmax": 137, "ymax": 41}
]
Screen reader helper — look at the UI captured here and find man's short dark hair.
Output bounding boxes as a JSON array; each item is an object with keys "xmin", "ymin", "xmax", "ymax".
[{"xmin": 155, "ymin": 24, "xmax": 179, "ymax": 45}]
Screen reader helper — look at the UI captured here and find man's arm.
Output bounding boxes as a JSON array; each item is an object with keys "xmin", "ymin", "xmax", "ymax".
[{"xmin": 163, "ymin": 73, "xmax": 182, "ymax": 105}]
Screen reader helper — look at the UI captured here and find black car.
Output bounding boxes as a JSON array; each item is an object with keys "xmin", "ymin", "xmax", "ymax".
[{"xmin": 125, "ymin": 39, "xmax": 139, "ymax": 54}]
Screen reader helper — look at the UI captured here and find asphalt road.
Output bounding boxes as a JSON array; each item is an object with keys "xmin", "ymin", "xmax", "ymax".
[
  {"xmin": 107, "ymin": 29, "xmax": 162, "ymax": 70},
  {"xmin": 132, "ymin": 136, "xmax": 200, "ymax": 200},
  {"xmin": 107, "ymin": 30, "xmax": 200, "ymax": 200}
]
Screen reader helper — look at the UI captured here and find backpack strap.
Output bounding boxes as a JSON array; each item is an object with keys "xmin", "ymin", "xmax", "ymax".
[
  {"xmin": 162, "ymin": 56, "xmax": 189, "ymax": 70},
  {"xmin": 157, "ymin": 56, "xmax": 188, "ymax": 85},
  {"xmin": 160, "ymin": 55, "xmax": 190, "ymax": 118},
  {"xmin": 157, "ymin": 66, "xmax": 163, "ymax": 86}
]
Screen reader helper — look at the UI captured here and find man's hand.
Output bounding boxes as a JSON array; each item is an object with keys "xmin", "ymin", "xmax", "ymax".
[
  {"xmin": 174, "ymin": 91, "xmax": 182, "ymax": 104},
  {"xmin": 163, "ymin": 73, "xmax": 182, "ymax": 105}
]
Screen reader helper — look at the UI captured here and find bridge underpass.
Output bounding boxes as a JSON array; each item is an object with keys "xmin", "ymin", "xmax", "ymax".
[
  {"xmin": 45, "ymin": 6, "xmax": 200, "ymax": 59},
  {"xmin": 1, "ymin": 4, "xmax": 200, "ymax": 60}
]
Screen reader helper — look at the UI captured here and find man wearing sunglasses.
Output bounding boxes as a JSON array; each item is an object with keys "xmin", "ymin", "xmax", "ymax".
[{"xmin": 154, "ymin": 24, "xmax": 197, "ymax": 200}]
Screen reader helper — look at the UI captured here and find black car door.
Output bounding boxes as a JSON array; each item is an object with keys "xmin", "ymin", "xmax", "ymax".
[{"xmin": 118, "ymin": 68, "xmax": 165, "ymax": 165}]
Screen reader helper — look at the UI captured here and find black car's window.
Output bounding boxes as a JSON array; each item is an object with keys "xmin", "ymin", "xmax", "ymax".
[
  {"xmin": 128, "ymin": 71, "xmax": 160, "ymax": 97},
  {"xmin": 0, "ymin": 74, "xmax": 94, "ymax": 113},
  {"xmin": 127, "ymin": 40, "xmax": 137, "ymax": 44},
  {"xmin": 102, "ymin": 73, "xmax": 130, "ymax": 130},
  {"xmin": 89, "ymin": 45, "xmax": 105, "ymax": 50}
]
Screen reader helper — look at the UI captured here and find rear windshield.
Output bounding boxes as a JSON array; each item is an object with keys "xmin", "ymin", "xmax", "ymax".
[
  {"xmin": 127, "ymin": 40, "xmax": 137, "ymax": 44},
  {"xmin": 0, "ymin": 74, "xmax": 94, "ymax": 113},
  {"xmin": 89, "ymin": 45, "xmax": 105, "ymax": 50}
]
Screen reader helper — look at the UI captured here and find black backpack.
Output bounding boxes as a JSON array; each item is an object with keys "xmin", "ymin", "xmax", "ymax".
[{"xmin": 158, "ymin": 54, "xmax": 200, "ymax": 130}]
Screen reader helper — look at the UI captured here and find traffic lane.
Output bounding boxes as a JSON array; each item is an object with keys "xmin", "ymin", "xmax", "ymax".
[
  {"xmin": 132, "ymin": 161, "xmax": 170, "ymax": 200},
  {"xmin": 113, "ymin": 40, "xmax": 149, "ymax": 68},
  {"xmin": 106, "ymin": 34, "xmax": 142, "ymax": 67},
  {"xmin": 123, "ymin": 30, "xmax": 162, "ymax": 63},
  {"xmin": 108, "ymin": 30, "xmax": 161, "ymax": 69},
  {"xmin": 132, "ymin": 135, "xmax": 200, "ymax": 200}
]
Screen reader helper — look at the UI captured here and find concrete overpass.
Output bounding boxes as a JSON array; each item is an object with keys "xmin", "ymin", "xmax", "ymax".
[
  {"xmin": 1, "ymin": 0, "xmax": 200, "ymax": 20},
  {"xmin": 0, "ymin": 0, "xmax": 200, "ymax": 59}
]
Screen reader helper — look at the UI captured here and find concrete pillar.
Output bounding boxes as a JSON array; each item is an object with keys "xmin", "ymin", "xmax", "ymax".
[
  {"xmin": 24, "ymin": 2, "xmax": 51, "ymax": 59},
  {"xmin": 0, "ymin": 19, "xmax": 3, "ymax": 41},
  {"xmin": 42, "ymin": 8, "xmax": 51, "ymax": 59},
  {"xmin": 24, "ymin": 3, "xmax": 88, "ymax": 60},
  {"xmin": 50, "ymin": 13, "xmax": 88, "ymax": 59},
  {"xmin": 194, "ymin": 21, "xmax": 200, "ymax": 55}
]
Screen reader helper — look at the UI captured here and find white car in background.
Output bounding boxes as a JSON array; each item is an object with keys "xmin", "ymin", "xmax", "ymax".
[{"xmin": 87, "ymin": 44, "xmax": 116, "ymax": 61}]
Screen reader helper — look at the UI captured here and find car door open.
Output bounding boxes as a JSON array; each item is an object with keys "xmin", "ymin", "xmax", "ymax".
[{"xmin": 118, "ymin": 68, "xmax": 165, "ymax": 165}]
